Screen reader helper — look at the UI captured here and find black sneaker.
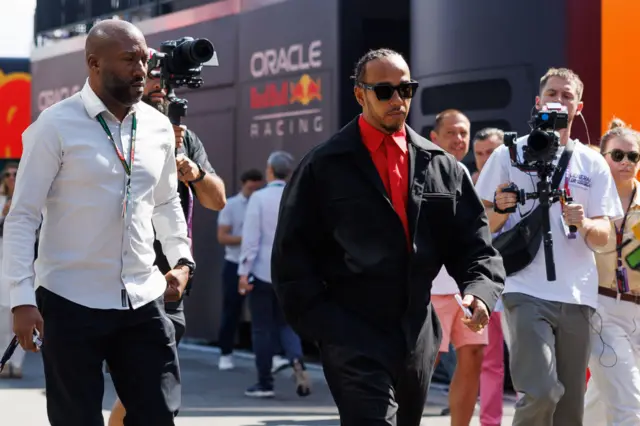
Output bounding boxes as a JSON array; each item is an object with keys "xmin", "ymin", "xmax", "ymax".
[
  {"xmin": 292, "ymin": 359, "xmax": 311, "ymax": 397},
  {"xmin": 244, "ymin": 383, "xmax": 275, "ymax": 398}
]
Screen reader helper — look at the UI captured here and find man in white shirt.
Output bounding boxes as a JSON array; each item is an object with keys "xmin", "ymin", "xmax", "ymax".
[
  {"xmin": 476, "ymin": 67, "xmax": 622, "ymax": 426},
  {"xmin": 237, "ymin": 151, "xmax": 310, "ymax": 399},
  {"xmin": 3, "ymin": 20, "xmax": 194, "ymax": 426},
  {"xmin": 429, "ymin": 110, "xmax": 488, "ymax": 426}
]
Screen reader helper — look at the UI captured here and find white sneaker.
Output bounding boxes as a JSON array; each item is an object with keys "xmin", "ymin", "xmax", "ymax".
[
  {"xmin": 271, "ymin": 355, "xmax": 290, "ymax": 374},
  {"xmin": 218, "ymin": 355, "xmax": 235, "ymax": 371}
]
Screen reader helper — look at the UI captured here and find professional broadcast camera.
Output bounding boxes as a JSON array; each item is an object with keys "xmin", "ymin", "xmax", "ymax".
[
  {"xmin": 148, "ymin": 37, "xmax": 219, "ymax": 126},
  {"xmin": 497, "ymin": 104, "xmax": 574, "ymax": 281}
]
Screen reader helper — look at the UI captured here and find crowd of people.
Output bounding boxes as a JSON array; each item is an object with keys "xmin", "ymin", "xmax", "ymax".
[{"xmin": 1, "ymin": 16, "xmax": 639, "ymax": 426}]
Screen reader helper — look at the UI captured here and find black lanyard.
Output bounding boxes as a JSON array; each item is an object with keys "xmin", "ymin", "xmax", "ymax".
[
  {"xmin": 96, "ymin": 113, "xmax": 137, "ymax": 176},
  {"xmin": 616, "ymin": 185, "xmax": 637, "ymax": 265}
]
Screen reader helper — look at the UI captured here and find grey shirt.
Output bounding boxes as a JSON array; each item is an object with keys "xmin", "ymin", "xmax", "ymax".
[{"xmin": 217, "ymin": 192, "xmax": 248, "ymax": 263}]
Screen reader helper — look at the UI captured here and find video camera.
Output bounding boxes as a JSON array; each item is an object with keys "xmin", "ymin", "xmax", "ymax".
[
  {"xmin": 148, "ymin": 37, "xmax": 219, "ymax": 126},
  {"xmin": 497, "ymin": 104, "xmax": 574, "ymax": 281},
  {"xmin": 503, "ymin": 105, "xmax": 569, "ymax": 172}
]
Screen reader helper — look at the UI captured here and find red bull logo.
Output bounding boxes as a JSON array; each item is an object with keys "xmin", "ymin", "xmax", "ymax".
[
  {"xmin": 0, "ymin": 69, "xmax": 31, "ymax": 159},
  {"xmin": 289, "ymin": 74, "xmax": 321, "ymax": 106},
  {"xmin": 250, "ymin": 74, "xmax": 322, "ymax": 110},
  {"xmin": 250, "ymin": 82, "xmax": 289, "ymax": 109}
]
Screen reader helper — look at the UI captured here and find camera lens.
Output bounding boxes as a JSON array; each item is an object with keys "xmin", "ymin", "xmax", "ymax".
[
  {"xmin": 527, "ymin": 129, "xmax": 551, "ymax": 152},
  {"xmin": 168, "ymin": 38, "xmax": 215, "ymax": 73},
  {"xmin": 190, "ymin": 39, "xmax": 214, "ymax": 63}
]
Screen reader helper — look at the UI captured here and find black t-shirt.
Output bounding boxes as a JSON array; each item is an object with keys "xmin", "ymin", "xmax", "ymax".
[{"xmin": 155, "ymin": 129, "xmax": 216, "ymax": 312}]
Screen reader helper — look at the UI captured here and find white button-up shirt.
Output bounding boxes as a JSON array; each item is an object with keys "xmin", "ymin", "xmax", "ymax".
[
  {"xmin": 237, "ymin": 180, "xmax": 285, "ymax": 283},
  {"xmin": 3, "ymin": 81, "xmax": 193, "ymax": 310}
]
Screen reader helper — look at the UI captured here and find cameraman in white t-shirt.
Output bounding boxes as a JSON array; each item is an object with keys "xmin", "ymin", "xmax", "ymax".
[{"xmin": 476, "ymin": 68, "xmax": 622, "ymax": 426}]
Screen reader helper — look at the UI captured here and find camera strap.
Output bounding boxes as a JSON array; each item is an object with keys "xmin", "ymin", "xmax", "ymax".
[{"xmin": 550, "ymin": 138, "xmax": 575, "ymax": 190}]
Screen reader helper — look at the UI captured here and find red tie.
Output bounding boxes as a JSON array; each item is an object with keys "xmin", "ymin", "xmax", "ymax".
[{"xmin": 383, "ymin": 136, "xmax": 410, "ymax": 243}]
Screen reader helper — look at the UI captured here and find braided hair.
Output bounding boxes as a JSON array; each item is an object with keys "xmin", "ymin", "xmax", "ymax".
[{"xmin": 351, "ymin": 48, "xmax": 403, "ymax": 85}]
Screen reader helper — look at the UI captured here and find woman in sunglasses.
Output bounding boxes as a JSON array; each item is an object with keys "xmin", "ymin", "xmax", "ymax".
[
  {"xmin": 0, "ymin": 162, "xmax": 21, "ymax": 379},
  {"xmin": 583, "ymin": 118, "xmax": 640, "ymax": 425}
]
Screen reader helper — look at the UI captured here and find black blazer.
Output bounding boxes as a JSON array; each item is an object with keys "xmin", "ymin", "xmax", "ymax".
[{"xmin": 272, "ymin": 117, "xmax": 505, "ymax": 356}]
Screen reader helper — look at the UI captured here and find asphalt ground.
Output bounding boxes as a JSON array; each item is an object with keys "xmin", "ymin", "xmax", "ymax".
[{"xmin": 0, "ymin": 345, "xmax": 516, "ymax": 425}]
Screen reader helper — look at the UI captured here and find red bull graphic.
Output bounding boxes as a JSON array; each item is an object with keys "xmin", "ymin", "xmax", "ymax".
[
  {"xmin": 289, "ymin": 74, "xmax": 322, "ymax": 105},
  {"xmin": 250, "ymin": 82, "xmax": 289, "ymax": 109},
  {"xmin": 0, "ymin": 67, "xmax": 30, "ymax": 159},
  {"xmin": 248, "ymin": 73, "xmax": 324, "ymax": 139},
  {"xmin": 250, "ymin": 74, "xmax": 322, "ymax": 110}
]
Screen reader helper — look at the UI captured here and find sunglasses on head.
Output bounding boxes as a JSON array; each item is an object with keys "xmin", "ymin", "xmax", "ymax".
[
  {"xmin": 357, "ymin": 80, "xmax": 419, "ymax": 101},
  {"xmin": 606, "ymin": 149, "xmax": 640, "ymax": 164}
]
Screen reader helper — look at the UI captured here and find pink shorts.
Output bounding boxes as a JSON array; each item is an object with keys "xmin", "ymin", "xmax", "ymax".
[{"xmin": 432, "ymin": 294, "xmax": 488, "ymax": 352}]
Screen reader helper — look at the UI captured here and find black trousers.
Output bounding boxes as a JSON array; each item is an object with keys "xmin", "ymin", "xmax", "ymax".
[
  {"xmin": 165, "ymin": 308, "xmax": 186, "ymax": 346},
  {"xmin": 321, "ymin": 343, "xmax": 429, "ymax": 426},
  {"xmin": 36, "ymin": 287, "xmax": 180, "ymax": 426},
  {"xmin": 217, "ymin": 260, "xmax": 244, "ymax": 355}
]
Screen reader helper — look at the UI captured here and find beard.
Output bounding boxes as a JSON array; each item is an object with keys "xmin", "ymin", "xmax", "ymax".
[
  {"xmin": 365, "ymin": 97, "xmax": 406, "ymax": 134},
  {"xmin": 103, "ymin": 72, "xmax": 144, "ymax": 107},
  {"xmin": 141, "ymin": 92, "xmax": 168, "ymax": 115}
]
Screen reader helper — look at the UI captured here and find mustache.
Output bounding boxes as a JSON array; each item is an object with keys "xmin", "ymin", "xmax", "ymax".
[
  {"xmin": 149, "ymin": 89, "xmax": 165, "ymax": 96},
  {"xmin": 130, "ymin": 77, "xmax": 145, "ymax": 85},
  {"xmin": 386, "ymin": 108, "xmax": 406, "ymax": 115}
]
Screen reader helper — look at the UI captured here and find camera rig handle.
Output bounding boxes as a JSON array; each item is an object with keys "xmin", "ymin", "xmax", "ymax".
[
  {"xmin": 166, "ymin": 86, "xmax": 187, "ymax": 127},
  {"xmin": 560, "ymin": 192, "xmax": 579, "ymax": 237},
  {"xmin": 494, "ymin": 183, "xmax": 525, "ymax": 214}
]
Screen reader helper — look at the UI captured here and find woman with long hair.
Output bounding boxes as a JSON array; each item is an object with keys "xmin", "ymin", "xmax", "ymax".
[
  {"xmin": 583, "ymin": 118, "xmax": 640, "ymax": 425},
  {"xmin": 0, "ymin": 162, "xmax": 23, "ymax": 378}
]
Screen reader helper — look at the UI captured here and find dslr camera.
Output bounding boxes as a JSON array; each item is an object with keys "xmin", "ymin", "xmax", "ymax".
[
  {"xmin": 148, "ymin": 37, "xmax": 219, "ymax": 125},
  {"xmin": 522, "ymin": 104, "xmax": 569, "ymax": 165},
  {"xmin": 500, "ymin": 103, "xmax": 571, "ymax": 210},
  {"xmin": 504, "ymin": 103, "xmax": 569, "ymax": 170}
]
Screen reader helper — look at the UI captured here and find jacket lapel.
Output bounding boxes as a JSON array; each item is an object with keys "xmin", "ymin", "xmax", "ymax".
[
  {"xmin": 406, "ymin": 126, "xmax": 429, "ymax": 245},
  {"xmin": 337, "ymin": 118, "xmax": 392, "ymax": 205},
  {"xmin": 352, "ymin": 138, "xmax": 392, "ymax": 204}
]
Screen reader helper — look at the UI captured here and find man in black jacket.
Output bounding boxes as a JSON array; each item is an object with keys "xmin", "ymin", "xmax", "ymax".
[{"xmin": 271, "ymin": 48, "xmax": 505, "ymax": 426}]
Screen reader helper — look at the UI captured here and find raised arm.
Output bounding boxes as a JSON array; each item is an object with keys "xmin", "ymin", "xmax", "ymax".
[{"xmin": 185, "ymin": 130, "xmax": 226, "ymax": 211}]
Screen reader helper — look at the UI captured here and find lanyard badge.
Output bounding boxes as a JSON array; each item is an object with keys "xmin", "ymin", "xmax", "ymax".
[
  {"xmin": 96, "ymin": 114, "xmax": 136, "ymax": 218},
  {"xmin": 614, "ymin": 185, "xmax": 637, "ymax": 294},
  {"xmin": 616, "ymin": 222, "xmax": 631, "ymax": 294}
]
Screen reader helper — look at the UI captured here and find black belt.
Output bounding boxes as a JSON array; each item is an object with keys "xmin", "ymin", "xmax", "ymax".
[{"xmin": 598, "ymin": 286, "xmax": 640, "ymax": 305}]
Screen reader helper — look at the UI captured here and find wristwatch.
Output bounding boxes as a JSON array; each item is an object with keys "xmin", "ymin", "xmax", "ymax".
[
  {"xmin": 174, "ymin": 258, "xmax": 196, "ymax": 279},
  {"xmin": 190, "ymin": 162, "xmax": 206, "ymax": 183}
]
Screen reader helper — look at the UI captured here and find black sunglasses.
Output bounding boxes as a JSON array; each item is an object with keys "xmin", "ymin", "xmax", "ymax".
[
  {"xmin": 4, "ymin": 172, "xmax": 16, "ymax": 178},
  {"xmin": 357, "ymin": 81, "xmax": 419, "ymax": 101},
  {"xmin": 606, "ymin": 149, "xmax": 640, "ymax": 164}
]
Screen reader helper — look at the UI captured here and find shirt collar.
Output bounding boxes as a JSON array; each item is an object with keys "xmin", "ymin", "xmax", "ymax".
[
  {"xmin": 358, "ymin": 114, "xmax": 407, "ymax": 154},
  {"xmin": 80, "ymin": 79, "xmax": 139, "ymax": 121}
]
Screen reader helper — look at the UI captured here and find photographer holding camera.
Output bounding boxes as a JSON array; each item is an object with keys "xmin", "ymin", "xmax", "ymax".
[
  {"xmin": 476, "ymin": 68, "xmax": 622, "ymax": 425},
  {"xmin": 107, "ymin": 42, "xmax": 226, "ymax": 426}
]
